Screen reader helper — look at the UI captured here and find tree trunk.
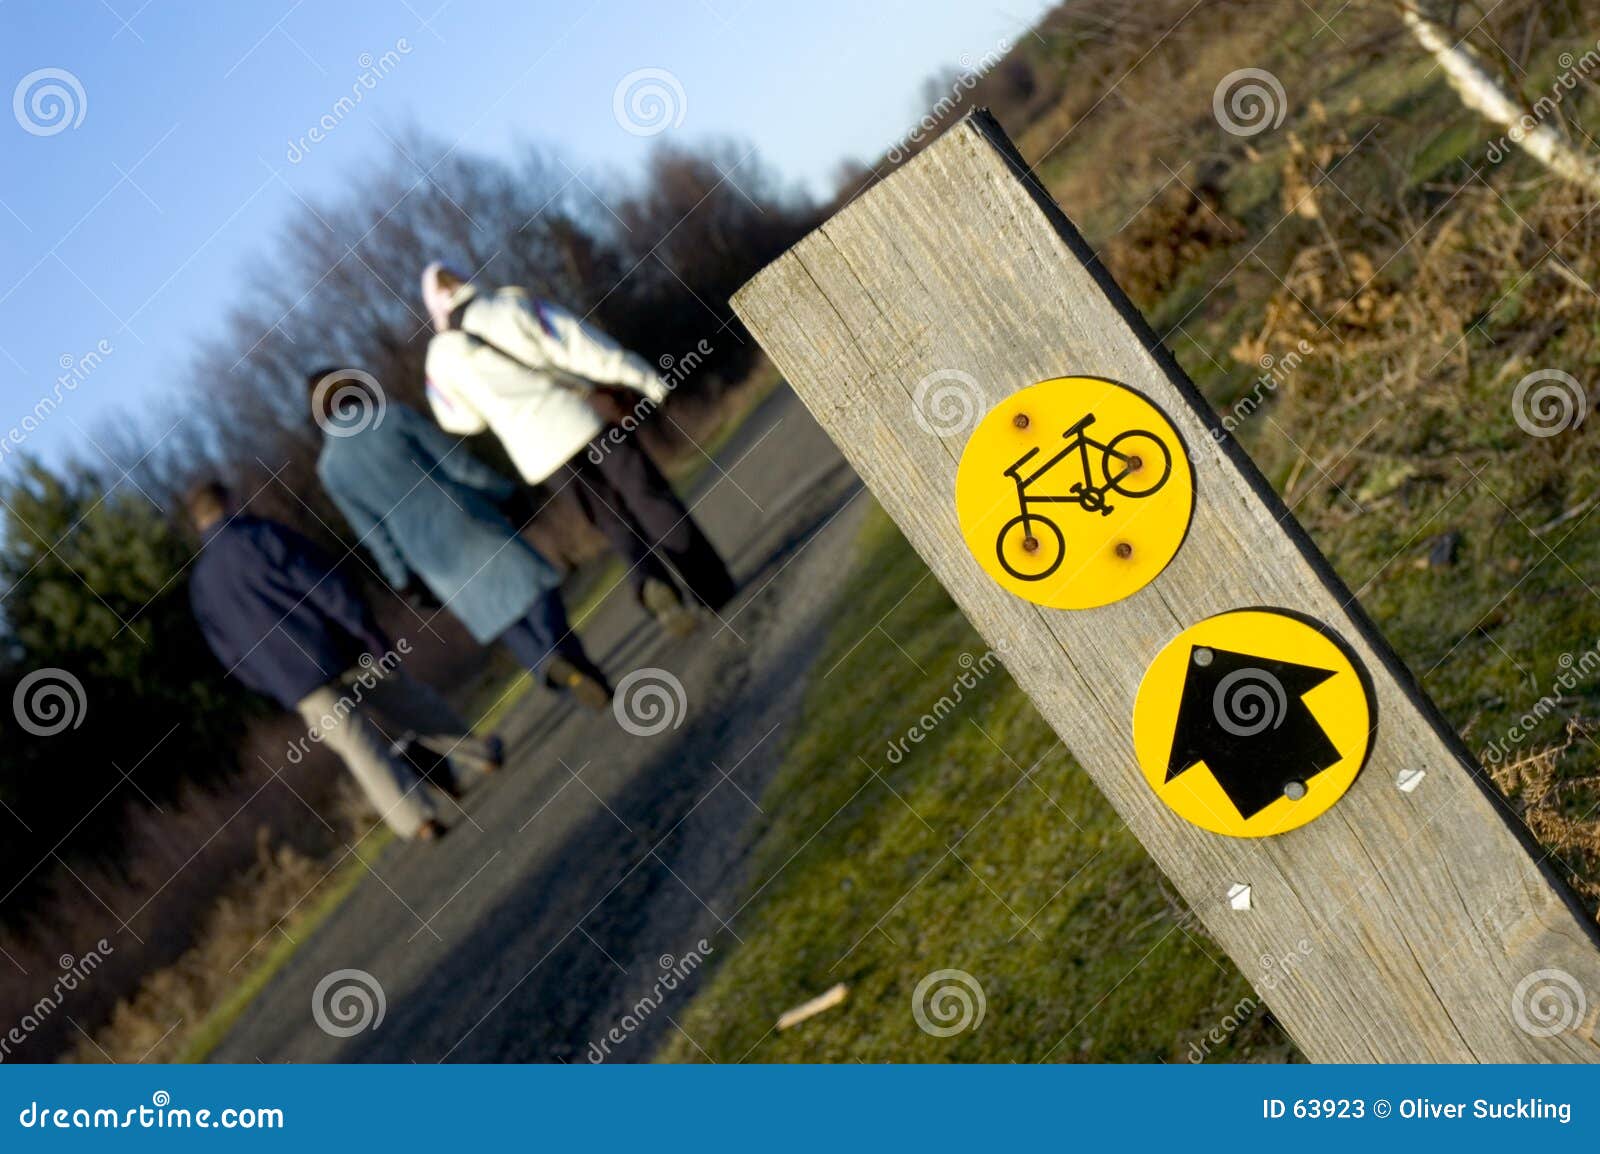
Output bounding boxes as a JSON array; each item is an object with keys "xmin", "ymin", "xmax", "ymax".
[{"xmin": 1400, "ymin": 1, "xmax": 1600, "ymax": 195}]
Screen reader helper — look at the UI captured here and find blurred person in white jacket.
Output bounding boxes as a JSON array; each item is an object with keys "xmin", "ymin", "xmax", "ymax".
[{"xmin": 420, "ymin": 263, "xmax": 735, "ymax": 636}]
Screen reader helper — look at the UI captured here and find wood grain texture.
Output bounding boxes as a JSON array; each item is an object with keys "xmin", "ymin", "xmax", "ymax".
[{"xmin": 732, "ymin": 112, "xmax": 1600, "ymax": 1063}]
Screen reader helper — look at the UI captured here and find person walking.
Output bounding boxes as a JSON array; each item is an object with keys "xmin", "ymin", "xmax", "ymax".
[
  {"xmin": 307, "ymin": 368, "xmax": 613, "ymax": 709},
  {"xmin": 418, "ymin": 263, "xmax": 735, "ymax": 637},
  {"xmin": 185, "ymin": 480, "xmax": 501, "ymax": 842}
]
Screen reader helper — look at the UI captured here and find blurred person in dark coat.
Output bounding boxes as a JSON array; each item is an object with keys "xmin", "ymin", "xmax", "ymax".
[{"xmin": 185, "ymin": 480, "xmax": 502, "ymax": 842}]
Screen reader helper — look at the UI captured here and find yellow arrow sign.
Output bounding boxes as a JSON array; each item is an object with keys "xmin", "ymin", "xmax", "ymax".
[{"xmin": 1133, "ymin": 609, "xmax": 1376, "ymax": 838}]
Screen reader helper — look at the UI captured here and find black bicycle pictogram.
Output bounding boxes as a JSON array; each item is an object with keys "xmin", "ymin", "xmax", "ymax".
[{"xmin": 996, "ymin": 413, "xmax": 1173, "ymax": 581}]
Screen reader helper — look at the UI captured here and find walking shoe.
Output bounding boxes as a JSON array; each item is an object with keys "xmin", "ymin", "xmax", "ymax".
[
  {"xmin": 642, "ymin": 577, "xmax": 698, "ymax": 638},
  {"xmin": 397, "ymin": 736, "xmax": 463, "ymax": 798},
  {"xmin": 546, "ymin": 656, "xmax": 613, "ymax": 711}
]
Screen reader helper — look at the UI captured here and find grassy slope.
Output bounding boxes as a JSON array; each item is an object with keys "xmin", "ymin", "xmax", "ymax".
[
  {"xmin": 1180, "ymin": 31, "xmax": 1600, "ymax": 882},
  {"xmin": 662, "ymin": 510, "xmax": 1293, "ymax": 1062},
  {"xmin": 662, "ymin": 3, "xmax": 1600, "ymax": 1061}
]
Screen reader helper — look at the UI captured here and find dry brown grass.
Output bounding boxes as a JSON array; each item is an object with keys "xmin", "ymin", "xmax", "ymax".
[
  {"xmin": 1013, "ymin": 1, "xmax": 1289, "ymax": 223},
  {"xmin": 1078, "ymin": 2, "xmax": 1600, "ymax": 916},
  {"xmin": 0, "ymin": 595, "xmax": 486, "ymax": 1062},
  {"xmin": 62, "ymin": 832, "xmax": 334, "ymax": 1064},
  {"xmin": 990, "ymin": 0, "xmax": 1600, "ymax": 921},
  {"xmin": 0, "ymin": 720, "xmax": 350, "ymax": 1063},
  {"xmin": 1490, "ymin": 724, "xmax": 1600, "ymax": 908},
  {"xmin": 1102, "ymin": 168, "xmax": 1243, "ymax": 308}
]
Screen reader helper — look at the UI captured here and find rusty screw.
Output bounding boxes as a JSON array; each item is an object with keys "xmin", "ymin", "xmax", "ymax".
[
  {"xmin": 1012, "ymin": 413, "xmax": 1030, "ymax": 429},
  {"xmin": 1021, "ymin": 535, "xmax": 1040, "ymax": 553},
  {"xmin": 1114, "ymin": 541, "xmax": 1132, "ymax": 559},
  {"xmin": 1126, "ymin": 454, "xmax": 1144, "ymax": 471}
]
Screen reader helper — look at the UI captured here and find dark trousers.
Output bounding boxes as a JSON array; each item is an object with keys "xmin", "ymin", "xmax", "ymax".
[
  {"xmin": 564, "ymin": 434, "xmax": 736, "ymax": 611},
  {"xmin": 497, "ymin": 593, "xmax": 605, "ymax": 686}
]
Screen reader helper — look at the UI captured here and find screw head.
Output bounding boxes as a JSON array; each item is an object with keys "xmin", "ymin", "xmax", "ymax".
[
  {"xmin": 1114, "ymin": 541, "xmax": 1133, "ymax": 559},
  {"xmin": 1283, "ymin": 780, "xmax": 1308, "ymax": 801},
  {"xmin": 1193, "ymin": 647, "xmax": 1214, "ymax": 667},
  {"xmin": 1127, "ymin": 454, "xmax": 1144, "ymax": 471},
  {"xmin": 1021, "ymin": 535, "xmax": 1039, "ymax": 553},
  {"xmin": 1012, "ymin": 413, "xmax": 1030, "ymax": 429}
]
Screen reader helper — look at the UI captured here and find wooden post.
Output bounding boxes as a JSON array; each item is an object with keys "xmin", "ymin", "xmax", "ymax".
[{"xmin": 731, "ymin": 112, "xmax": 1600, "ymax": 1063}]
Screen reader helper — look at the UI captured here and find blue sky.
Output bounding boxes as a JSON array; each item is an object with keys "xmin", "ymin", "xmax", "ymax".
[{"xmin": 0, "ymin": 0, "xmax": 1050, "ymax": 471}]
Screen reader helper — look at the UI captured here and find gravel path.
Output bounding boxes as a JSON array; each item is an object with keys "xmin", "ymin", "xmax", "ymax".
[{"xmin": 212, "ymin": 386, "xmax": 867, "ymax": 1062}]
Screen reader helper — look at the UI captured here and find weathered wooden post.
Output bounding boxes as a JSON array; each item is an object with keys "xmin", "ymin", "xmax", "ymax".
[{"xmin": 732, "ymin": 112, "xmax": 1600, "ymax": 1062}]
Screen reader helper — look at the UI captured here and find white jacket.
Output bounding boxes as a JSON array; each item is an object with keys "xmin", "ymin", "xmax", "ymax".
[{"xmin": 424, "ymin": 286, "xmax": 668, "ymax": 483}]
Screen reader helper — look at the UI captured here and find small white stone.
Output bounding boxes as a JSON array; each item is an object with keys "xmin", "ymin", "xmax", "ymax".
[
  {"xmin": 1227, "ymin": 882, "xmax": 1252, "ymax": 911},
  {"xmin": 1396, "ymin": 768, "xmax": 1426, "ymax": 794}
]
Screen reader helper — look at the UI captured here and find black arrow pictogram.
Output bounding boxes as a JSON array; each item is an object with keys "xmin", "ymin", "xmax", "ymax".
[{"xmin": 1166, "ymin": 645, "xmax": 1341, "ymax": 820}]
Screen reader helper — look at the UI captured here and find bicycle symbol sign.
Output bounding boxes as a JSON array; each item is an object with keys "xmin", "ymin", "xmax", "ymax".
[
  {"xmin": 996, "ymin": 411, "xmax": 1173, "ymax": 581},
  {"xmin": 955, "ymin": 376, "xmax": 1194, "ymax": 609}
]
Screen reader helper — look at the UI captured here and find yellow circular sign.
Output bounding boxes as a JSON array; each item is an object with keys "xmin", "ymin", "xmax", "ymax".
[
  {"xmin": 954, "ymin": 377, "xmax": 1193, "ymax": 609},
  {"xmin": 1132, "ymin": 609, "xmax": 1375, "ymax": 838}
]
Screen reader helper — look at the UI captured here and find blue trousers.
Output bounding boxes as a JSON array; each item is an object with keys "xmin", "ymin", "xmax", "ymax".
[{"xmin": 496, "ymin": 592, "xmax": 604, "ymax": 685}]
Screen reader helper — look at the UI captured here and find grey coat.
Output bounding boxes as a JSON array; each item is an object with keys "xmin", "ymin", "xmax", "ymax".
[{"xmin": 316, "ymin": 403, "xmax": 558, "ymax": 643}]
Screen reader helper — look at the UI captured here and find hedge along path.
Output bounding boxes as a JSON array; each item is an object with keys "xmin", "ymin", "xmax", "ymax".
[{"xmin": 731, "ymin": 111, "xmax": 1600, "ymax": 1063}]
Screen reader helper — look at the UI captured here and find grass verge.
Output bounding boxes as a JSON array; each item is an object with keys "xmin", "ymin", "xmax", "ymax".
[
  {"xmin": 659, "ymin": 505, "xmax": 1297, "ymax": 1063},
  {"xmin": 172, "ymin": 832, "xmax": 393, "ymax": 1063}
]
